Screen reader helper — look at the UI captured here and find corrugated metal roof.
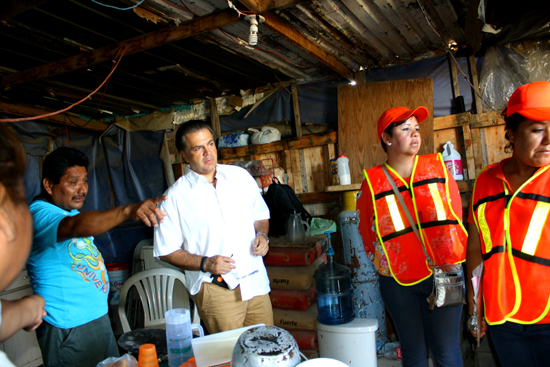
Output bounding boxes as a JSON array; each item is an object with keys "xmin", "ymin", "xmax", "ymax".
[{"xmin": 0, "ymin": 0, "xmax": 547, "ymax": 125}]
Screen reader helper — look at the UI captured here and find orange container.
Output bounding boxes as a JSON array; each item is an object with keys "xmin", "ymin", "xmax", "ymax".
[{"xmin": 138, "ymin": 344, "xmax": 159, "ymax": 367}]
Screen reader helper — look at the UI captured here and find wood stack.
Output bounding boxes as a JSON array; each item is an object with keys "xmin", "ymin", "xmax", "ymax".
[{"xmin": 265, "ymin": 235, "xmax": 328, "ymax": 359}]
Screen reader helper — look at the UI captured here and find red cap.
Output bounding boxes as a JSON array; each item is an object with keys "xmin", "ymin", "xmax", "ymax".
[
  {"xmin": 377, "ymin": 106, "xmax": 429, "ymax": 139},
  {"xmin": 507, "ymin": 81, "xmax": 550, "ymax": 121}
]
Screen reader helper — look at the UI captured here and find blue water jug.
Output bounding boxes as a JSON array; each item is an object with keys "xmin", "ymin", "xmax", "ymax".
[{"xmin": 313, "ymin": 235, "xmax": 354, "ymax": 325}]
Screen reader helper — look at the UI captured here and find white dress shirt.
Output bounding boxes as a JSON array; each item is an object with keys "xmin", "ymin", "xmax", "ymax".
[{"xmin": 154, "ymin": 164, "xmax": 270, "ymax": 301}]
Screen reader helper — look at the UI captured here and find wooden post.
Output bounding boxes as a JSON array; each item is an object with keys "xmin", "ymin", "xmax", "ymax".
[
  {"xmin": 291, "ymin": 82, "xmax": 302, "ymax": 138},
  {"xmin": 209, "ymin": 98, "xmax": 221, "ymax": 140},
  {"xmin": 468, "ymin": 55, "xmax": 486, "ymax": 177},
  {"xmin": 449, "ymin": 56, "xmax": 476, "ymax": 180}
]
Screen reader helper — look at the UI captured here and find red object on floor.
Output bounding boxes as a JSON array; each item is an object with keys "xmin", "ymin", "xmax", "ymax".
[
  {"xmin": 270, "ymin": 286, "xmax": 316, "ymax": 311},
  {"xmin": 264, "ymin": 243, "xmax": 324, "ymax": 267},
  {"xmin": 287, "ymin": 330, "xmax": 318, "ymax": 350}
]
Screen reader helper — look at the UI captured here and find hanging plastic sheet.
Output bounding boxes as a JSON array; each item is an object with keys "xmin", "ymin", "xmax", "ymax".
[{"xmin": 479, "ymin": 39, "xmax": 550, "ymax": 113}]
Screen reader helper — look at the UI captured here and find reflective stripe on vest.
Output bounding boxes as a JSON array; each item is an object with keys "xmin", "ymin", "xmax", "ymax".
[
  {"xmin": 472, "ymin": 164, "xmax": 550, "ymax": 325},
  {"xmin": 364, "ymin": 153, "xmax": 467, "ymax": 285}
]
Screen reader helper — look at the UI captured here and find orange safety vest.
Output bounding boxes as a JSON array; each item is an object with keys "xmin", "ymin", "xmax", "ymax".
[
  {"xmin": 471, "ymin": 163, "xmax": 550, "ymax": 325},
  {"xmin": 363, "ymin": 153, "xmax": 467, "ymax": 285}
]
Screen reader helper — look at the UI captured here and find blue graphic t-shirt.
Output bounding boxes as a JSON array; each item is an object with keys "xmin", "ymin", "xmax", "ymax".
[{"xmin": 27, "ymin": 200, "xmax": 109, "ymax": 328}]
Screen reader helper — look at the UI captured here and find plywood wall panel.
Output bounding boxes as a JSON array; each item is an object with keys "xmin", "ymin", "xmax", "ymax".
[
  {"xmin": 483, "ymin": 125, "xmax": 511, "ymax": 165},
  {"xmin": 338, "ymin": 79, "xmax": 434, "ymax": 184}
]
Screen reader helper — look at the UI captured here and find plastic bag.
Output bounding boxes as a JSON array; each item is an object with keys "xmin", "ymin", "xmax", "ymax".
[
  {"xmin": 310, "ymin": 218, "xmax": 337, "ymax": 236},
  {"xmin": 218, "ymin": 131, "xmax": 249, "ymax": 148},
  {"xmin": 248, "ymin": 126, "xmax": 281, "ymax": 145},
  {"xmin": 96, "ymin": 354, "xmax": 138, "ymax": 367},
  {"xmin": 479, "ymin": 40, "xmax": 550, "ymax": 113}
]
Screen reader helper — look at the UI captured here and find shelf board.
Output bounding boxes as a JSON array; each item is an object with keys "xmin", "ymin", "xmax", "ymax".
[
  {"xmin": 324, "ymin": 180, "xmax": 472, "ymax": 193},
  {"xmin": 325, "ymin": 184, "xmax": 361, "ymax": 192}
]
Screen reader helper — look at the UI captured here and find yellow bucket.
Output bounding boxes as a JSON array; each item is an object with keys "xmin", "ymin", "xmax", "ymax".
[{"xmin": 343, "ymin": 190, "xmax": 359, "ymax": 211}]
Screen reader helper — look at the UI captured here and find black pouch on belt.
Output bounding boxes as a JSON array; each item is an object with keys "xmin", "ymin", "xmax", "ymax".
[{"xmin": 211, "ymin": 274, "xmax": 229, "ymax": 289}]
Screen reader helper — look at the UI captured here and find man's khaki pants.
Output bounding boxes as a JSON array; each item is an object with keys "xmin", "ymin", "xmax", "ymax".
[{"xmin": 194, "ymin": 283, "xmax": 273, "ymax": 334}]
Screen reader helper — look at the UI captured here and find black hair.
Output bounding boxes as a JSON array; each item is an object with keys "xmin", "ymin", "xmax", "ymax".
[
  {"xmin": 503, "ymin": 109, "xmax": 528, "ymax": 153},
  {"xmin": 41, "ymin": 147, "xmax": 89, "ymax": 191},
  {"xmin": 175, "ymin": 120, "xmax": 214, "ymax": 153},
  {"xmin": 0, "ymin": 125, "xmax": 26, "ymax": 204},
  {"xmin": 380, "ymin": 119, "xmax": 409, "ymax": 152}
]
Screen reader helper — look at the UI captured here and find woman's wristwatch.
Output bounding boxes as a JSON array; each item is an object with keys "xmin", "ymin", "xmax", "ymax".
[{"xmin": 256, "ymin": 232, "xmax": 270, "ymax": 244}]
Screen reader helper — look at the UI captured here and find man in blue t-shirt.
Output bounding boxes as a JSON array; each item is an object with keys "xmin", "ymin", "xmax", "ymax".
[{"xmin": 27, "ymin": 147, "xmax": 167, "ymax": 367}]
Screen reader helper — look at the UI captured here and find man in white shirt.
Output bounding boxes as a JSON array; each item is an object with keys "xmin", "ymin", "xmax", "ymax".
[{"xmin": 154, "ymin": 120, "xmax": 273, "ymax": 333}]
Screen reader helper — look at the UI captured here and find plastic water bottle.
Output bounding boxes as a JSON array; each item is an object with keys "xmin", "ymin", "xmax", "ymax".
[
  {"xmin": 313, "ymin": 237, "xmax": 355, "ymax": 325},
  {"xmin": 382, "ymin": 342, "xmax": 402, "ymax": 360},
  {"xmin": 442, "ymin": 141, "xmax": 463, "ymax": 180},
  {"xmin": 337, "ymin": 155, "xmax": 351, "ymax": 185}
]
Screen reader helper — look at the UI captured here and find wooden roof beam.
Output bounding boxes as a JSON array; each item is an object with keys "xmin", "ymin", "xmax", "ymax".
[
  {"xmin": 238, "ymin": 0, "xmax": 306, "ymax": 14},
  {"xmin": 0, "ymin": 8, "xmax": 240, "ymax": 90},
  {"xmin": 262, "ymin": 12, "xmax": 354, "ymax": 81}
]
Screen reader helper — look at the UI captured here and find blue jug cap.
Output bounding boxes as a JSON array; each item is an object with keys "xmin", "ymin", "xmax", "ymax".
[{"xmin": 327, "ymin": 245, "xmax": 335, "ymax": 256}]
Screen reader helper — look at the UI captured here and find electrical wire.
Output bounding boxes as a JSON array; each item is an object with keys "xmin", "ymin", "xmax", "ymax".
[
  {"xmin": 0, "ymin": 46, "xmax": 128, "ymax": 123},
  {"xmin": 69, "ymin": 47, "xmax": 124, "ymax": 128},
  {"xmin": 90, "ymin": 0, "xmax": 145, "ymax": 11},
  {"xmin": 416, "ymin": 0, "xmax": 501, "ymax": 114}
]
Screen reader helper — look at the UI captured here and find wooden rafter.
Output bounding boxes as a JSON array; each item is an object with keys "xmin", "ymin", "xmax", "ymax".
[
  {"xmin": 262, "ymin": 12, "xmax": 353, "ymax": 80},
  {"xmin": 238, "ymin": 0, "xmax": 306, "ymax": 14},
  {"xmin": 0, "ymin": 8, "xmax": 241, "ymax": 90}
]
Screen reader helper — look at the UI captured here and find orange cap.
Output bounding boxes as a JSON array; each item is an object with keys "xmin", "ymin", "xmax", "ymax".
[
  {"xmin": 506, "ymin": 81, "xmax": 550, "ymax": 121},
  {"xmin": 377, "ymin": 106, "xmax": 429, "ymax": 139}
]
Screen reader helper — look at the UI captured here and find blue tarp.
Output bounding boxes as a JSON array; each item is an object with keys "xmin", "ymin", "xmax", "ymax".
[
  {"xmin": 7, "ymin": 121, "xmax": 167, "ymax": 264},
  {"xmin": 219, "ymin": 55, "xmax": 482, "ymax": 130}
]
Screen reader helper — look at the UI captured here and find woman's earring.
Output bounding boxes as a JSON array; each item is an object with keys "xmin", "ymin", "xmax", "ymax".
[{"xmin": 387, "ymin": 142, "xmax": 391, "ymax": 146}]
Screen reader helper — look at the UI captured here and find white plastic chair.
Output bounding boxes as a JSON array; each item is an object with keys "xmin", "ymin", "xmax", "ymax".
[{"xmin": 118, "ymin": 268, "xmax": 199, "ymax": 333}]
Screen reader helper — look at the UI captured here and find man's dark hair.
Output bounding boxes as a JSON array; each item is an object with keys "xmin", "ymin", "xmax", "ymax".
[
  {"xmin": 42, "ymin": 147, "xmax": 89, "ymax": 184},
  {"xmin": 175, "ymin": 120, "xmax": 214, "ymax": 153}
]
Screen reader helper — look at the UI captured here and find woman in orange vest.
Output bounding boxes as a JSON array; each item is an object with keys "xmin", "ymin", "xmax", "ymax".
[
  {"xmin": 467, "ymin": 81, "xmax": 550, "ymax": 367},
  {"xmin": 357, "ymin": 106, "xmax": 467, "ymax": 367}
]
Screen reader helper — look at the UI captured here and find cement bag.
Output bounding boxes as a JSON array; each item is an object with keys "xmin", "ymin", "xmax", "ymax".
[
  {"xmin": 273, "ymin": 304, "xmax": 318, "ymax": 331},
  {"xmin": 248, "ymin": 126, "xmax": 281, "ymax": 145},
  {"xmin": 270, "ymin": 286, "xmax": 316, "ymax": 311},
  {"xmin": 287, "ymin": 330, "xmax": 318, "ymax": 350},
  {"xmin": 267, "ymin": 256, "xmax": 326, "ymax": 290},
  {"xmin": 264, "ymin": 242, "xmax": 325, "ymax": 267}
]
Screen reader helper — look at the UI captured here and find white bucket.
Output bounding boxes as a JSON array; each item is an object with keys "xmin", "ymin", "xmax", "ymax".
[
  {"xmin": 317, "ymin": 318, "xmax": 378, "ymax": 367},
  {"xmin": 106, "ymin": 263, "xmax": 130, "ymax": 305}
]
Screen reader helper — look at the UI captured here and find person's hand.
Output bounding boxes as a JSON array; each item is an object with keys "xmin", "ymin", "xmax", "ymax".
[
  {"xmin": 129, "ymin": 196, "xmax": 168, "ymax": 227},
  {"xmin": 22, "ymin": 295, "xmax": 47, "ymax": 332},
  {"xmin": 470, "ymin": 318, "xmax": 487, "ymax": 339},
  {"xmin": 252, "ymin": 234, "xmax": 269, "ymax": 257},
  {"xmin": 205, "ymin": 255, "xmax": 235, "ymax": 275}
]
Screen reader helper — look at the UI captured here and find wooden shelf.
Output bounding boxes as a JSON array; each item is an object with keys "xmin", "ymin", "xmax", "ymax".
[
  {"xmin": 325, "ymin": 184, "xmax": 361, "ymax": 192},
  {"xmin": 324, "ymin": 181, "xmax": 472, "ymax": 193},
  {"xmin": 218, "ymin": 131, "xmax": 337, "ymax": 160}
]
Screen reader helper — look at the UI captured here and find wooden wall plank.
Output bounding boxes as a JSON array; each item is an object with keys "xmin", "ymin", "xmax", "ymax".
[
  {"xmin": 291, "ymin": 82, "xmax": 302, "ymax": 138},
  {"xmin": 338, "ymin": 79, "xmax": 434, "ymax": 184},
  {"xmin": 290, "ymin": 149, "xmax": 303, "ymax": 194}
]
